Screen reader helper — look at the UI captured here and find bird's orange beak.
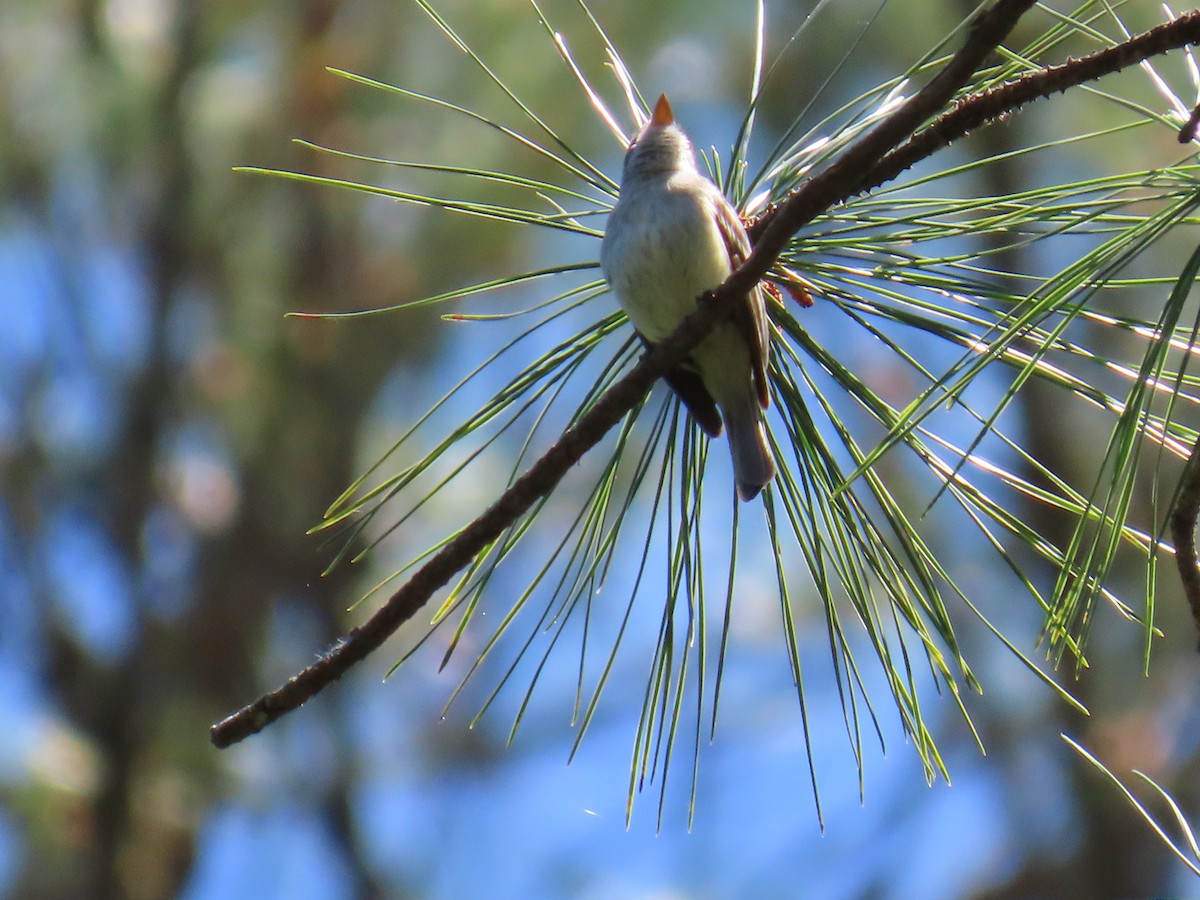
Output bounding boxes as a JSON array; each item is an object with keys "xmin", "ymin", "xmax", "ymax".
[{"xmin": 651, "ymin": 94, "xmax": 674, "ymax": 126}]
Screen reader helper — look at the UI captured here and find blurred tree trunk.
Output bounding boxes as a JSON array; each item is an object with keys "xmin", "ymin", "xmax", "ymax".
[{"xmin": 30, "ymin": 2, "xmax": 405, "ymax": 896}]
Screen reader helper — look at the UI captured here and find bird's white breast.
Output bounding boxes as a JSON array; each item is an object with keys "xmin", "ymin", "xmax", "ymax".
[{"xmin": 601, "ymin": 177, "xmax": 733, "ymax": 343}]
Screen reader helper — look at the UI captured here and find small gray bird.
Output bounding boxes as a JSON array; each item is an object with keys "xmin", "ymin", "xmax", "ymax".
[{"xmin": 601, "ymin": 94, "xmax": 776, "ymax": 501}]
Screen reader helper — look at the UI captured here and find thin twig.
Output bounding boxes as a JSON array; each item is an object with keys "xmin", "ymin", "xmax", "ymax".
[
  {"xmin": 1170, "ymin": 437, "xmax": 1200, "ymax": 650},
  {"xmin": 1179, "ymin": 102, "xmax": 1200, "ymax": 143},
  {"xmin": 211, "ymin": 1, "xmax": 1200, "ymax": 747}
]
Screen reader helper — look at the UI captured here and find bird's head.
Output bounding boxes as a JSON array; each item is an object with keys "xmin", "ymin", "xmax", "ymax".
[{"xmin": 621, "ymin": 94, "xmax": 697, "ymax": 180}]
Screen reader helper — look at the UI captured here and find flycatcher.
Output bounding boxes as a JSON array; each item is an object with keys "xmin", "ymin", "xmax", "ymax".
[{"xmin": 601, "ymin": 94, "xmax": 776, "ymax": 501}]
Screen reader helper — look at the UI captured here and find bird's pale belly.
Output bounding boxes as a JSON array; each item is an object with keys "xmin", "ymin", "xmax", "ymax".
[{"xmin": 604, "ymin": 196, "xmax": 732, "ymax": 343}]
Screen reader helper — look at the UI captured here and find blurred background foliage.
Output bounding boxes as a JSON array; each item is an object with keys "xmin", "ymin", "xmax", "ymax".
[{"xmin": 2, "ymin": 0, "xmax": 1200, "ymax": 897}]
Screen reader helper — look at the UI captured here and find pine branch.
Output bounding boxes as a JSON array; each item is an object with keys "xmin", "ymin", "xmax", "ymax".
[
  {"xmin": 873, "ymin": 9, "xmax": 1200, "ymax": 191},
  {"xmin": 740, "ymin": 0, "xmax": 1039, "ymax": 286},
  {"xmin": 211, "ymin": 1, "xmax": 1200, "ymax": 748},
  {"xmin": 748, "ymin": 8, "xmax": 1200, "ymax": 243}
]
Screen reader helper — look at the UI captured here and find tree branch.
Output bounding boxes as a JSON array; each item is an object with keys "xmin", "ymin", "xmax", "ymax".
[
  {"xmin": 211, "ymin": 0, "xmax": 1200, "ymax": 747},
  {"xmin": 872, "ymin": 10, "xmax": 1200, "ymax": 191},
  {"xmin": 748, "ymin": 8, "xmax": 1200, "ymax": 243},
  {"xmin": 739, "ymin": 0, "xmax": 1036, "ymax": 292}
]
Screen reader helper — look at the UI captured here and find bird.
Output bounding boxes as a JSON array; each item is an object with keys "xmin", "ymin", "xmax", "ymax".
[{"xmin": 600, "ymin": 93, "xmax": 776, "ymax": 501}]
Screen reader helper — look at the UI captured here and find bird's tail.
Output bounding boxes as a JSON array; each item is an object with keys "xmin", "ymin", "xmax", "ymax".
[{"xmin": 724, "ymin": 404, "xmax": 776, "ymax": 502}]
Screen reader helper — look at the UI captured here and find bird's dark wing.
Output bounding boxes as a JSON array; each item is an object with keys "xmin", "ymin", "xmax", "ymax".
[
  {"xmin": 713, "ymin": 192, "xmax": 771, "ymax": 410},
  {"xmin": 664, "ymin": 366, "xmax": 723, "ymax": 437},
  {"xmin": 637, "ymin": 334, "xmax": 723, "ymax": 437}
]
